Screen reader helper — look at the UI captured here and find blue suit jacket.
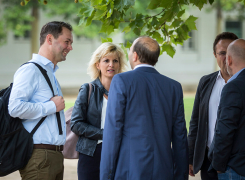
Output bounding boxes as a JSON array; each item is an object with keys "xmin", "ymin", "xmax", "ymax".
[{"xmin": 100, "ymin": 67, "xmax": 188, "ymax": 180}]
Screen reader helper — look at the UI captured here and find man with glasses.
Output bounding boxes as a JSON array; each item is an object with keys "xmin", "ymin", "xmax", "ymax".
[{"xmin": 188, "ymin": 32, "xmax": 238, "ymax": 180}]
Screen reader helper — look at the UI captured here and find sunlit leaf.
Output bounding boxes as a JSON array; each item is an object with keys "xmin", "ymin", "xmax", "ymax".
[{"xmin": 162, "ymin": 44, "xmax": 176, "ymax": 58}]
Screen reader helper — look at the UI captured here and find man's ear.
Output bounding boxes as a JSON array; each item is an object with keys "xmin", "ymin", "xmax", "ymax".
[
  {"xmin": 46, "ymin": 34, "xmax": 53, "ymax": 45},
  {"xmin": 133, "ymin": 52, "xmax": 138, "ymax": 62},
  {"xmin": 226, "ymin": 55, "xmax": 232, "ymax": 67},
  {"xmin": 213, "ymin": 51, "xmax": 217, "ymax": 58}
]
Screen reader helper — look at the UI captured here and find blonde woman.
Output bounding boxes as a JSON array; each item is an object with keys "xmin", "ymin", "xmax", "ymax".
[{"xmin": 70, "ymin": 42, "xmax": 127, "ymax": 180}]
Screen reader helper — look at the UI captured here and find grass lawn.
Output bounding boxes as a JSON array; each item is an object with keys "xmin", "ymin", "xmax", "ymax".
[
  {"xmin": 183, "ymin": 96, "xmax": 195, "ymax": 131},
  {"xmin": 65, "ymin": 96, "xmax": 195, "ymax": 131}
]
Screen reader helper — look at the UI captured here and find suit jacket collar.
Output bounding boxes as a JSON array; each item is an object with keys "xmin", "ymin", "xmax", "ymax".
[{"xmin": 134, "ymin": 67, "xmax": 160, "ymax": 74}]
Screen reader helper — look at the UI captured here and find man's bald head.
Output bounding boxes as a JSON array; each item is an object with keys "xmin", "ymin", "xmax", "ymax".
[
  {"xmin": 132, "ymin": 36, "xmax": 160, "ymax": 66},
  {"xmin": 227, "ymin": 39, "xmax": 245, "ymax": 64},
  {"xmin": 226, "ymin": 39, "xmax": 245, "ymax": 76}
]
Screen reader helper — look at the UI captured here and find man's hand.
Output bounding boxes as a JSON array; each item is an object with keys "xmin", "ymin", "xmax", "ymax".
[
  {"xmin": 50, "ymin": 96, "xmax": 65, "ymax": 112},
  {"xmin": 189, "ymin": 164, "xmax": 195, "ymax": 176}
]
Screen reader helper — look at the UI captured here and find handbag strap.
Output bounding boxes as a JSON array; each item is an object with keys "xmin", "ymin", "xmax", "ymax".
[
  {"xmin": 88, "ymin": 83, "xmax": 92, "ymax": 104},
  {"xmin": 22, "ymin": 62, "xmax": 63, "ymax": 136}
]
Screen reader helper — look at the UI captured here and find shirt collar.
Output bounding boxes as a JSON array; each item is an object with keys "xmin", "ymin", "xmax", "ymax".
[
  {"xmin": 216, "ymin": 71, "xmax": 226, "ymax": 82},
  {"xmin": 227, "ymin": 68, "xmax": 245, "ymax": 83},
  {"xmin": 32, "ymin": 54, "xmax": 59, "ymax": 73},
  {"xmin": 134, "ymin": 64, "xmax": 155, "ymax": 70}
]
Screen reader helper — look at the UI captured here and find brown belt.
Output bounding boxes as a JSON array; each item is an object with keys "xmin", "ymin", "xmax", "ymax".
[{"xmin": 33, "ymin": 144, "xmax": 63, "ymax": 151}]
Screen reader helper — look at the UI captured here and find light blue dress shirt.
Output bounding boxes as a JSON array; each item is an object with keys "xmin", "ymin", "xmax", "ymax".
[
  {"xmin": 8, "ymin": 54, "xmax": 66, "ymax": 145},
  {"xmin": 227, "ymin": 68, "xmax": 245, "ymax": 83}
]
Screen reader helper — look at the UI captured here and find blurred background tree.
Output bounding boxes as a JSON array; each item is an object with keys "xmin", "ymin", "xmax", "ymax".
[{"xmin": 0, "ymin": 0, "xmax": 102, "ymax": 55}]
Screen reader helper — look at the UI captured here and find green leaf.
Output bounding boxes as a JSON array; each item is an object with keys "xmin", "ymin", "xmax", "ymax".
[
  {"xmin": 190, "ymin": 0, "xmax": 207, "ymax": 10},
  {"xmin": 80, "ymin": 2, "xmax": 94, "ymax": 17},
  {"xmin": 208, "ymin": 0, "xmax": 214, "ymax": 4},
  {"xmin": 78, "ymin": 17, "xmax": 85, "ymax": 26},
  {"xmin": 135, "ymin": 14, "xmax": 144, "ymax": 27},
  {"xmin": 162, "ymin": 44, "xmax": 176, "ymax": 58},
  {"xmin": 171, "ymin": 2, "xmax": 180, "ymax": 14},
  {"xmin": 114, "ymin": 0, "xmax": 135, "ymax": 11},
  {"xmin": 91, "ymin": 0, "xmax": 103, "ymax": 6},
  {"xmin": 112, "ymin": 20, "xmax": 120, "ymax": 29},
  {"xmin": 152, "ymin": 32, "xmax": 164, "ymax": 44},
  {"xmin": 179, "ymin": 0, "xmax": 189, "ymax": 5},
  {"xmin": 106, "ymin": 25, "xmax": 115, "ymax": 34},
  {"xmin": 100, "ymin": 23, "xmax": 107, "ymax": 33},
  {"xmin": 86, "ymin": 10, "xmax": 96, "ymax": 26},
  {"xmin": 107, "ymin": 9, "xmax": 113, "ymax": 18},
  {"xmin": 176, "ymin": 24, "xmax": 189, "ymax": 41},
  {"xmin": 122, "ymin": 26, "xmax": 131, "ymax": 33},
  {"xmin": 133, "ymin": 27, "xmax": 141, "ymax": 36},
  {"xmin": 100, "ymin": 24, "xmax": 114, "ymax": 35},
  {"xmin": 94, "ymin": 9, "xmax": 107, "ymax": 20},
  {"xmin": 185, "ymin": 15, "xmax": 198, "ymax": 30},
  {"xmin": 160, "ymin": 0, "xmax": 173, "ymax": 9},
  {"xmin": 101, "ymin": 37, "xmax": 113, "ymax": 43},
  {"xmin": 171, "ymin": 19, "xmax": 183, "ymax": 28},
  {"xmin": 151, "ymin": 17, "xmax": 159, "ymax": 27},
  {"xmin": 129, "ymin": 20, "xmax": 136, "ymax": 29},
  {"xmin": 159, "ymin": 9, "xmax": 173, "ymax": 23},
  {"xmin": 177, "ymin": 9, "xmax": 185, "ymax": 18},
  {"xmin": 147, "ymin": 0, "xmax": 159, "ymax": 9},
  {"xmin": 126, "ymin": 41, "xmax": 132, "ymax": 48}
]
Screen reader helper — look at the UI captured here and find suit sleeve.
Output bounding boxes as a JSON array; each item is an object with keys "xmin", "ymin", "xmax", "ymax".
[
  {"xmin": 172, "ymin": 84, "xmax": 189, "ymax": 180},
  {"xmin": 100, "ymin": 75, "xmax": 126, "ymax": 180},
  {"xmin": 187, "ymin": 77, "xmax": 203, "ymax": 164},
  {"xmin": 70, "ymin": 84, "xmax": 103, "ymax": 140},
  {"xmin": 212, "ymin": 83, "xmax": 242, "ymax": 172}
]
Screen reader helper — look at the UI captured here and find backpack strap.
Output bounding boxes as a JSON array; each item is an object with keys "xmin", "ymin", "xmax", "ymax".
[{"xmin": 22, "ymin": 62, "xmax": 63, "ymax": 136}]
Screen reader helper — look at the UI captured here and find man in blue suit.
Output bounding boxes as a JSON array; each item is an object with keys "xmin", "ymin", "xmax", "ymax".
[{"xmin": 100, "ymin": 36, "xmax": 189, "ymax": 180}]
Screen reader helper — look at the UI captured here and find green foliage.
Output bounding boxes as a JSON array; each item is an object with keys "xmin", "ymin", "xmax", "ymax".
[
  {"xmin": 76, "ymin": 0, "xmax": 213, "ymax": 57},
  {"xmin": 3, "ymin": 0, "xmax": 245, "ymax": 58}
]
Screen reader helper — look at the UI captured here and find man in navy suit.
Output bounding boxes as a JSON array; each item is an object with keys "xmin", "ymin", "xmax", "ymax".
[
  {"xmin": 211, "ymin": 39, "xmax": 245, "ymax": 179},
  {"xmin": 100, "ymin": 36, "xmax": 188, "ymax": 180}
]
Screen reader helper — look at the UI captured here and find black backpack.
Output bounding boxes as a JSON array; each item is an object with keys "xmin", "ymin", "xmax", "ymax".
[{"xmin": 0, "ymin": 62, "xmax": 62, "ymax": 177}]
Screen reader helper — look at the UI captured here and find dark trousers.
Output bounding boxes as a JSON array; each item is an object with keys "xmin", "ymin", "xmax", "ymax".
[
  {"xmin": 19, "ymin": 149, "xmax": 64, "ymax": 180},
  {"xmin": 200, "ymin": 148, "xmax": 218, "ymax": 180},
  {"xmin": 78, "ymin": 143, "xmax": 102, "ymax": 180}
]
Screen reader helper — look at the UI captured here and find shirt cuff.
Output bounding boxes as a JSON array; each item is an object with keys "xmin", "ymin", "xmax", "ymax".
[{"xmin": 44, "ymin": 100, "xmax": 56, "ymax": 115}]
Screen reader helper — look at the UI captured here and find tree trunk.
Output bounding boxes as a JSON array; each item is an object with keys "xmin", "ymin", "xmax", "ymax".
[
  {"xmin": 30, "ymin": 4, "xmax": 39, "ymax": 58},
  {"xmin": 215, "ymin": 0, "xmax": 222, "ymax": 71}
]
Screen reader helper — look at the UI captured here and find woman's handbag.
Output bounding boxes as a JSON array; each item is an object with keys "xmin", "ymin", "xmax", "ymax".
[{"xmin": 62, "ymin": 83, "xmax": 92, "ymax": 159}]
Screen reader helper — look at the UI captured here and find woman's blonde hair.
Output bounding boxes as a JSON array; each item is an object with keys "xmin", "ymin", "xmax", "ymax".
[{"xmin": 87, "ymin": 42, "xmax": 128, "ymax": 80}]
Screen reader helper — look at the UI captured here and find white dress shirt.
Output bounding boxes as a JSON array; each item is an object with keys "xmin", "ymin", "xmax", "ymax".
[
  {"xmin": 208, "ymin": 71, "xmax": 226, "ymax": 147},
  {"xmin": 134, "ymin": 64, "xmax": 155, "ymax": 70},
  {"xmin": 98, "ymin": 96, "xmax": 108, "ymax": 144},
  {"xmin": 8, "ymin": 54, "xmax": 66, "ymax": 145}
]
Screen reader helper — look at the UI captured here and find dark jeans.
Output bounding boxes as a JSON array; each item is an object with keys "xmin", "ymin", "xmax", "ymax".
[
  {"xmin": 200, "ymin": 148, "xmax": 218, "ymax": 180},
  {"xmin": 218, "ymin": 166, "xmax": 245, "ymax": 180},
  {"xmin": 78, "ymin": 143, "xmax": 102, "ymax": 180}
]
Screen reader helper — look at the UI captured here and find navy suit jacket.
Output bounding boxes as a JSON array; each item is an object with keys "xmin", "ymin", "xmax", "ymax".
[
  {"xmin": 100, "ymin": 67, "xmax": 188, "ymax": 180},
  {"xmin": 211, "ymin": 69, "xmax": 245, "ymax": 176}
]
